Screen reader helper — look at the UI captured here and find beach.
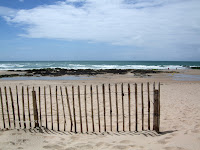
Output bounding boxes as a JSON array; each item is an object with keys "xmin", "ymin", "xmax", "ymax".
[{"xmin": 0, "ymin": 69, "xmax": 200, "ymax": 150}]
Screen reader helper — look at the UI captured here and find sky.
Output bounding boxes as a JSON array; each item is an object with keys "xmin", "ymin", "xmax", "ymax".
[{"xmin": 0, "ymin": 0, "xmax": 200, "ymax": 61}]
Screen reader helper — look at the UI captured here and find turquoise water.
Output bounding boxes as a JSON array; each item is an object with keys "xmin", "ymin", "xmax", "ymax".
[{"xmin": 0, "ymin": 61, "xmax": 200, "ymax": 70}]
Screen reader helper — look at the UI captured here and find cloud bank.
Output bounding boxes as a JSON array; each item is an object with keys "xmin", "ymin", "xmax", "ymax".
[{"xmin": 2, "ymin": 0, "xmax": 200, "ymax": 49}]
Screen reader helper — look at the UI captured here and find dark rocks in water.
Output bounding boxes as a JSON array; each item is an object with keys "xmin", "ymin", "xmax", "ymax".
[
  {"xmin": 0, "ymin": 74, "xmax": 20, "ymax": 78},
  {"xmin": 1, "ymin": 68, "xmax": 169, "ymax": 78},
  {"xmin": 191, "ymin": 67, "xmax": 200, "ymax": 69},
  {"xmin": 131, "ymin": 69, "xmax": 161, "ymax": 74}
]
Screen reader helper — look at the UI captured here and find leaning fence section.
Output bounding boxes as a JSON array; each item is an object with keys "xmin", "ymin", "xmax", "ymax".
[{"xmin": 0, "ymin": 82, "xmax": 160, "ymax": 133}]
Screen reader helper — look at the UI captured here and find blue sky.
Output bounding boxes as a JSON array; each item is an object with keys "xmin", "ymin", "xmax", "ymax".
[{"xmin": 0, "ymin": 0, "xmax": 200, "ymax": 61}]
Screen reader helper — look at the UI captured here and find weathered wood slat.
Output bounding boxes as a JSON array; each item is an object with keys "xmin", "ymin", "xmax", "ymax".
[
  {"xmin": 4, "ymin": 87, "xmax": 11, "ymax": 128},
  {"xmin": 72, "ymin": 86, "xmax": 77, "ymax": 133},
  {"xmin": 108, "ymin": 84, "xmax": 112, "ymax": 131},
  {"xmin": 102, "ymin": 84, "xmax": 106, "ymax": 132},
  {"xmin": 44, "ymin": 86, "xmax": 47, "ymax": 128},
  {"xmin": 78, "ymin": 86, "xmax": 83, "ymax": 133},
  {"xmin": 60, "ymin": 86, "xmax": 66, "ymax": 131},
  {"xmin": 39, "ymin": 87, "xmax": 42, "ymax": 127},
  {"xmin": 84, "ymin": 85, "xmax": 88, "ymax": 133},
  {"xmin": 49, "ymin": 85, "xmax": 53, "ymax": 130},
  {"xmin": 121, "ymin": 83, "xmax": 125, "ymax": 131},
  {"xmin": 9, "ymin": 87, "xmax": 16, "ymax": 128},
  {"xmin": 56, "ymin": 86, "xmax": 59, "ymax": 131},
  {"xmin": 32, "ymin": 89, "xmax": 39, "ymax": 127},
  {"xmin": 147, "ymin": 82, "xmax": 150, "ymax": 130},
  {"xmin": 16, "ymin": 86, "xmax": 21, "ymax": 128},
  {"xmin": 90, "ymin": 85, "xmax": 95, "ymax": 132},
  {"xmin": 135, "ymin": 83, "xmax": 138, "ymax": 131},
  {"xmin": 96, "ymin": 85, "xmax": 101, "ymax": 132},
  {"xmin": 115, "ymin": 84, "xmax": 119, "ymax": 132},
  {"xmin": 141, "ymin": 83, "xmax": 144, "ymax": 130},
  {"xmin": 65, "ymin": 87, "xmax": 73, "ymax": 132},
  {"xmin": 22, "ymin": 86, "xmax": 26, "ymax": 128},
  {"xmin": 27, "ymin": 86, "xmax": 31, "ymax": 128},
  {"xmin": 128, "ymin": 84, "xmax": 131, "ymax": 131},
  {"xmin": 0, "ymin": 88, "xmax": 5, "ymax": 128}
]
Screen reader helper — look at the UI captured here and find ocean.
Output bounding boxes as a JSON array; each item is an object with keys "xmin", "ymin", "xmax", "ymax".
[{"xmin": 0, "ymin": 61, "xmax": 200, "ymax": 70}]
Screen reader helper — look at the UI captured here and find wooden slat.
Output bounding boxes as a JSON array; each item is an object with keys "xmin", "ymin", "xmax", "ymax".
[
  {"xmin": 102, "ymin": 84, "xmax": 106, "ymax": 132},
  {"xmin": 16, "ymin": 86, "xmax": 21, "ymax": 128},
  {"xmin": 147, "ymin": 82, "xmax": 150, "ymax": 130},
  {"xmin": 9, "ymin": 87, "xmax": 16, "ymax": 128},
  {"xmin": 4, "ymin": 87, "xmax": 11, "ymax": 128},
  {"xmin": 0, "ymin": 87, "xmax": 5, "ymax": 128},
  {"xmin": 90, "ymin": 85, "xmax": 95, "ymax": 132},
  {"xmin": 84, "ymin": 85, "xmax": 88, "ymax": 133},
  {"xmin": 135, "ymin": 83, "xmax": 138, "ymax": 131},
  {"xmin": 49, "ymin": 85, "xmax": 53, "ymax": 130},
  {"xmin": 128, "ymin": 83, "xmax": 131, "ymax": 131},
  {"xmin": 153, "ymin": 90, "xmax": 159, "ymax": 132},
  {"xmin": 78, "ymin": 86, "xmax": 83, "ymax": 133},
  {"xmin": 44, "ymin": 86, "xmax": 47, "ymax": 128},
  {"xmin": 72, "ymin": 86, "xmax": 77, "ymax": 133},
  {"xmin": 96, "ymin": 85, "xmax": 101, "ymax": 132},
  {"xmin": 60, "ymin": 86, "xmax": 66, "ymax": 131},
  {"xmin": 32, "ymin": 90, "xmax": 39, "ymax": 127},
  {"xmin": 38, "ymin": 87, "xmax": 42, "ymax": 127},
  {"xmin": 158, "ymin": 82, "xmax": 161, "ymax": 130},
  {"xmin": 56, "ymin": 86, "xmax": 59, "ymax": 131},
  {"xmin": 141, "ymin": 83, "xmax": 144, "ymax": 130},
  {"xmin": 121, "ymin": 83, "xmax": 125, "ymax": 131},
  {"xmin": 108, "ymin": 84, "xmax": 112, "ymax": 131},
  {"xmin": 115, "ymin": 84, "xmax": 119, "ymax": 132},
  {"xmin": 27, "ymin": 86, "xmax": 31, "ymax": 128},
  {"xmin": 65, "ymin": 87, "xmax": 73, "ymax": 132},
  {"xmin": 22, "ymin": 86, "xmax": 26, "ymax": 129}
]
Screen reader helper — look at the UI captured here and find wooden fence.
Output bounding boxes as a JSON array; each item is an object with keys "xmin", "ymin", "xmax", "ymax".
[{"xmin": 0, "ymin": 83, "xmax": 160, "ymax": 133}]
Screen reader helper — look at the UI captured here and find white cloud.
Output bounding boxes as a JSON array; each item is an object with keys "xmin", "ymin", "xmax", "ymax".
[
  {"xmin": 2, "ymin": 0, "xmax": 200, "ymax": 49},
  {"xmin": 0, "ymin": 6, "xmax": 18, "ymax": 16}
]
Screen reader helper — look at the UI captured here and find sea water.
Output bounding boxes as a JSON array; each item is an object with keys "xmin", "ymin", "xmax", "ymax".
[{"xmin": 0, "ymin": 61, "xmax": 200, "ymax": 70}]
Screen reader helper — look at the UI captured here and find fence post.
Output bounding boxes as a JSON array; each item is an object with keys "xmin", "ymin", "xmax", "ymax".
[
  {"xmin": 32, "ymin": 90, "xmax": 39, "ymax": 128},
  {"xmin": 153, "ymin": 89, "xmax": 160, "ymax": 132}
]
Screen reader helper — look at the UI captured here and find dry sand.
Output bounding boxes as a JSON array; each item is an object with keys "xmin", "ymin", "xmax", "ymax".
[{"xmin": 0, "ymin": 69, "xmax": 200, "ymax": 150}]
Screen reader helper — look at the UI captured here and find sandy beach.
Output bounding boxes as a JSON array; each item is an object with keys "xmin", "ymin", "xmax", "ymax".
[{"xmin": 0, "ymin": 69, "xmax": 200, "ymax": 150}]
